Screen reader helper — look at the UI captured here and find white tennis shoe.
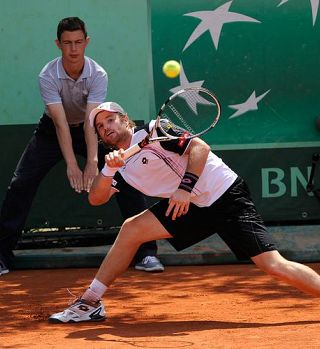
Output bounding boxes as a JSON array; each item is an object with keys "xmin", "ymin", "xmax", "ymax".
[{"xmin": 48, "ymin": 298, "xmax": 106, "ymax": 323}]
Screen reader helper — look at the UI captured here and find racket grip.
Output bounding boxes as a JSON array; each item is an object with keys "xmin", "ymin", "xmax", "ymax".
[{"xmin": 123, "ymin": 143, "xmax": 142, "ymax": 160}]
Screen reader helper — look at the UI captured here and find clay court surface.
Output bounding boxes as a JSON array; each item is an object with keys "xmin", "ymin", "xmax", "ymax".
[{"xmin": 1, "ymin": 264, "xmax": 320, "ymax": 349}]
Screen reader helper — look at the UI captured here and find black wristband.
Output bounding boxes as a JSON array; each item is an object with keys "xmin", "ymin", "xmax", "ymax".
[{"xmin": 178, "ymin": 172, "xmax": 199, "ymax": 193}]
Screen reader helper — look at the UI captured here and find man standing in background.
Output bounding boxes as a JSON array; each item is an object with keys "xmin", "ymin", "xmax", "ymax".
[{"xmin": 0, "ymin": 17, "xmax": 163, "ymax": 275}]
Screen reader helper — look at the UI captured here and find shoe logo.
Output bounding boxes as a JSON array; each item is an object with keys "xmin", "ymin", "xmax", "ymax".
[{"xmin": 78, "ymin": 305, "xmax": 89, "ymax": 311}]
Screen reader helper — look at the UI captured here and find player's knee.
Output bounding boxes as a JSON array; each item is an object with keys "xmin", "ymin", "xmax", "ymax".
[
  {"xmin": 253, "ymin": 251, "xmax": 287, "ymax": 278},
  {"xmin": 256, "ymin": 258, "xmax": 288, "ymax": 279},
  {"xmin": 262, "ymin": 262, "xmax": 285, "ymax": 278},
  {"xmin": 119, "ymin": 218, "xmax": 145, "ymax": 244}
]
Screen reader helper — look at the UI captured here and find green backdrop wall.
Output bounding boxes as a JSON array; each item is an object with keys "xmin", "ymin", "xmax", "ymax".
[{"xmin": 151, "ymin": 0, "xmax": 320, "ymax": 223}]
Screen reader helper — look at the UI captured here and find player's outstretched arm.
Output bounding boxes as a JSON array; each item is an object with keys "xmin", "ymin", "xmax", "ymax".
[
  {"xmin": 88, "ymin": 173, "xmax": 116, "ymax": 206},
  {"xmin": 88, "ymin": 149, "xmax": 125, "ymax": 206}
]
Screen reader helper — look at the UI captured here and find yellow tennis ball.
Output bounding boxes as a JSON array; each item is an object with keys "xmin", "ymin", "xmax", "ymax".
[{"xmin": 162, "ymin": 60, "xmax": 180, "ymax": 78}]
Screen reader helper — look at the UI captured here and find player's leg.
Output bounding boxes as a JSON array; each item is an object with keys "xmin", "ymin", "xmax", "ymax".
[
  {"xmin": 251, "ymin": 250, "xmax": 320, "ymax": 296},
  {"xmin": 0, "ymin": 115, "xmax": 62, "ymax": 270},
  {"xmin": 48, "ymin": 209, "xmax": 171, "ymax": 323},
  {"xmin": 219, "ymin": 219, "xmax": 320, "ymax": 297},
  {"xmin": 95, "ymin": 209, "xmax": 170, "ymax": 285},
  {"xmin": 217, "ymin": 178, "xmax": 320, "ymax": 297},
  {"xmin": 115, "ymin": 187, "xmax": 164, "ymax": 271}
]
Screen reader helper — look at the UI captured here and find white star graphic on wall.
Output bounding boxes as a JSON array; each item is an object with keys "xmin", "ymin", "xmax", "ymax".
[
  {"xmin": 277, "ymin": 0, "xmax": 289, "ymax": 6},
  {"xmin": 278, "ymin": 0, "xmax": 319, "ymax": 25},
  {"xmin": 183, "ymin": 0, "xmax": 260, "ymax": 51},
  {"xmin": 170, "ymin": 62, "xmax": 210, "ymax": 115},
  {"xmin": 310, "ymin": 0, "xmax": 320, "ymax": 24},
  {"xmin": 228, "ymin": 90, "xmax": 271, "ymax": 119}
]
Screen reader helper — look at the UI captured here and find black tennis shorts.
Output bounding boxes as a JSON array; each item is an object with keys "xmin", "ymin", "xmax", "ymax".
[{"xmin": 149, "ymin": 177, "xmax": 277, "ymax": 260}]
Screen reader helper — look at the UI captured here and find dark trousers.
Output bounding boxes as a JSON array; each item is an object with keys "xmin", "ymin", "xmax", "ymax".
[{"xmin": 0, "ymin": 114, "xmax": 157, "ymax": 266}]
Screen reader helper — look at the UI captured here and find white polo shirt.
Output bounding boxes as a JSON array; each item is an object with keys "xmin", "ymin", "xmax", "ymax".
[
  {"xmin": 38, "ymin": 56, "xmax": 107, "ymax": 125},
  {"xmin": 114, "ymin": 120, "xmax": 238, "ymax": 207}
]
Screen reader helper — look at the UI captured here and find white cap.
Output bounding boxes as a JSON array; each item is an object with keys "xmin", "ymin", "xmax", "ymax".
[{"xmin": 89, "ymin": 102, "xmax": 126, "ymax": 127}]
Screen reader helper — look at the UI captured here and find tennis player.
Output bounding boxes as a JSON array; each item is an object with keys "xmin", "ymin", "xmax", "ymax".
[{"xmin": 49, "ymin": 101, "xmax": 320, "ymax": 323}]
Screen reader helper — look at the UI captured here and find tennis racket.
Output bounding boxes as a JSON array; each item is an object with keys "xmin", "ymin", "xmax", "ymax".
[{"xmin": 123, "ymin": 87, "xmax": 221, "ymax": 160}]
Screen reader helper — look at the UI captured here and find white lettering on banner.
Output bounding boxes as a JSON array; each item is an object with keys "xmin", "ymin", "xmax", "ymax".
[
  {"xmin": 261, "ymin": 167, "xmax": 312, "ymax": 198},
  {"xmin": 261, "ymin": 168, "xmax": 285, "ymax": 198}
]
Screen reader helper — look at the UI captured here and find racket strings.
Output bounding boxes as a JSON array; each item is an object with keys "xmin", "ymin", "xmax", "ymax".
[
  {"xmin": 183, "ymin": 90, "xmax": 200, "ymax": 115},
  {"xmin": 167, "ymin": 103, "xmax": 195, "ymax": 134},
  {"xmin": 166, "ymin": 89, "xmax": 214, "ymax": 135},
  {"xmin": 159, "ymin": 87, "xmax": 220, "ymax": 140}
]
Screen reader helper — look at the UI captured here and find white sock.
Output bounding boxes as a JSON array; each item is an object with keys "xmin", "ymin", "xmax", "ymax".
[{"xmin": 82, "ymin": 278, "xmax": 108, "ymax": 303}]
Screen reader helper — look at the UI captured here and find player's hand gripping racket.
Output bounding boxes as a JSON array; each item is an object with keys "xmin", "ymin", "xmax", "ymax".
[{"xmin": 123, "ymin": 87, "xmax": 221, "ymax": 160}]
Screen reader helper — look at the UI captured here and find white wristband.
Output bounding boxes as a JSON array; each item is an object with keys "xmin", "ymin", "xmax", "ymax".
[{"xmin": 101, "ymin": 164, "xmax": 118, "ymax": 177}]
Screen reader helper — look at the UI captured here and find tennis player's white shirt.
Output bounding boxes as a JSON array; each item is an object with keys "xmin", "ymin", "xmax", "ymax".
[{"xmin": 115, "ymin": 120, "xmax": 238, "ymax": 207}]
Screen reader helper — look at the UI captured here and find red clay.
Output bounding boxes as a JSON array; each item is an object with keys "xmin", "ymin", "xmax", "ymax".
[{"xmin": 1, "ymin": 264, "xmax": 320, "ymax": 348}]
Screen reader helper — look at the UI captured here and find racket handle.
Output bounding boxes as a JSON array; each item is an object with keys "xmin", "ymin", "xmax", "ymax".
[{"xmin": 123, "ymin": 143, "xmax": 142, "ymax": 160}]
